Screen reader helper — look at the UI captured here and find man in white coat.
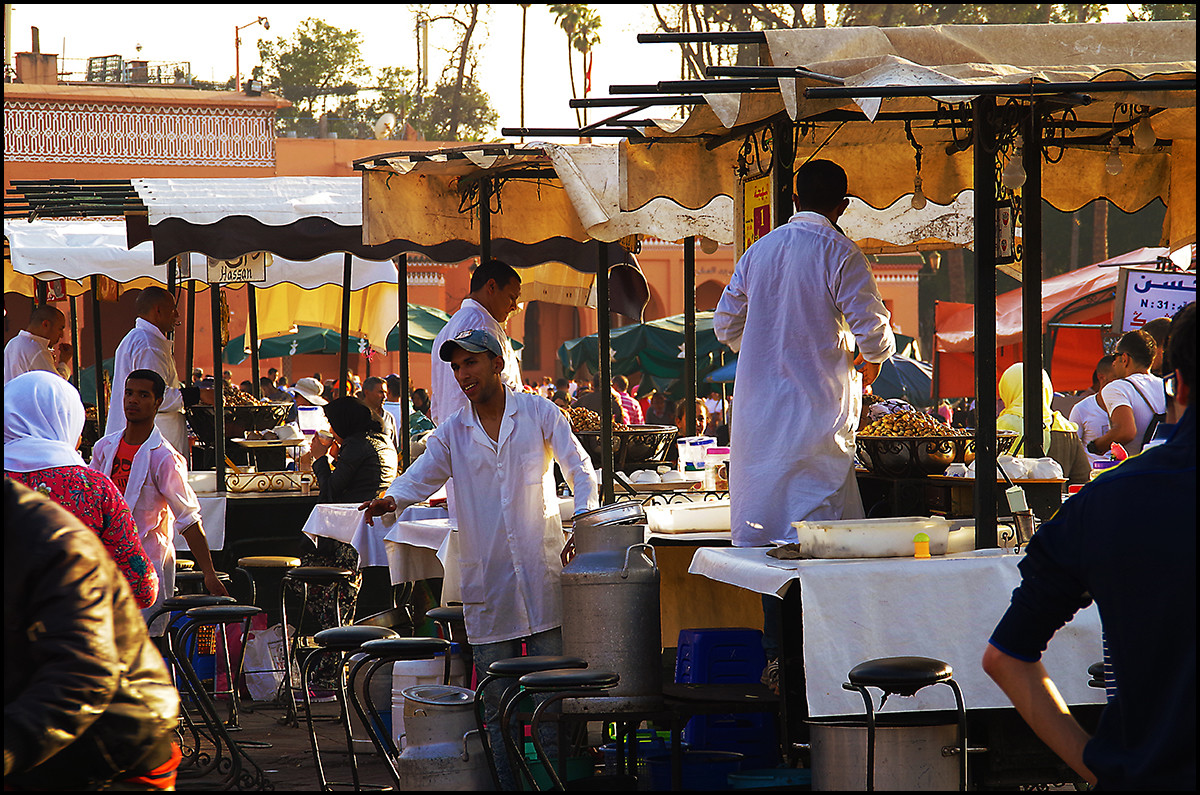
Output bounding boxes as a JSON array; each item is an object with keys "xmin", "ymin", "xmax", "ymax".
[
  {"xmin": 92, "ymin": 369, "xmax": 228, "ymax": 635},
  {"xmin": 3, "ymin": 305, "xmax": 66, "ymax": 384},
  {"xmin": 714, "ymin": 159, "xmax": 895, "ymax": 686},
  {"xmin": 106, "ymin": 286, "xmax": 191, "ymax": 467},
  {"xmin": 359, "ymin": 328, "xmax": 597, "ymax": 790}
]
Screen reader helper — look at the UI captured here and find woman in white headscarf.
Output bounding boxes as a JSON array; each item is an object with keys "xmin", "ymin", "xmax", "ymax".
[
  {"xmin": 997, "ymin": 363, "xmax": 1091, "ymax": 485},
  {"xmin": 4, "ymin": 370, "xmax": 158, "ymax": 607}
]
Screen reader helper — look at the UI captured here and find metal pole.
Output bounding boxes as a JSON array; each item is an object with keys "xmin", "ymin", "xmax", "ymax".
[
  {"xmin": 211, "ymin": 283, "xmax": 226, "ymax": 489},
  {"xmin": 684, "ymin": 237, "xmax": 698, "ymax": 436},
  {"xmin": 598, "ymin": 244, "xmax": 613, "ymax": 504},
  {"xmin": 90, "ymin": 276, "xmax": 105, "ymax": 430},
  {"xmin": 185, "ymin": 275, "xmax": 196, "ymax": 381},
  {"xmin": 248, "ymin": 284, "xmax": 261, "ymax": 400},
  {"xmin": 339, "ymin": 253, "xmax": 352, "ymax": 399},
  {"xmin": 772, "ymin": 115, "xmax": 795, "ymax": 230},
  {"xmin": 479, "ymin": 178, "xmax": 492, "ymax": 263},
  {"xmin": 167, "ymin": 256, "xmax": 177, "ymax": 295},
  {"xmin": 396, "ymin": 254, "xmax": 412, "ymax": 469},
  {"xmin": 973, "ymin": 97, "xmax": 998, "ymax": 550},
  {"xmin": 69, "ymin": 294, "xmax": 80, "ymax": 389},
  {"xmin": 1022, "ymin": 111, "xmax": 1044, "ymax": 459}
]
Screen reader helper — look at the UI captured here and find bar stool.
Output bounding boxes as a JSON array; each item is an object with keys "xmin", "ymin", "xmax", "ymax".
[
  {"xmin": 174, "ymin": 568, "xmax": 233, "ymax": 595},
  {"xmin": 279, "ymin": 565, "xmax": 356, "ymax": 725},
  {"xmin": 299, "ymin": 625, "xmax": 399, "ymax": 791},
  {"xmin": 474, "ymin": 655, "xmax": 589, "ymax": 791},
  {"xmin": 425, "ymin": 604, "xmax": 467, "ymax": 684},
  {"xmin": 175, "ymin": 558, "xmax": 196, "ymax": 572},
  {"xmin": 1087, "ymin": 661, "xmax": 1107, "ymax": 689},
  {"xmin": 345, "ymin": 637, "xmax": 453, "ymax": 789},
  {"xmin": 842, "ymin": 656, "xmax": 968, "ymax": 792},
  {"xmin": 234, "ymin": 555, "xmax": 301, "ymax": 622},
  {"xmin": 513, "ymin": 668, "xmax": 624, "ymax": 792},
  {"xmin": 174, "ymin": 605, "xmax": 273, "ymax": 791}
]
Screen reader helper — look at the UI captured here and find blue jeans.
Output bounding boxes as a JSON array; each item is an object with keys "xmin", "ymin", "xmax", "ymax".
[{"xmin": 471, "ymin": 627, "xmax": 563, "ymax": 791}]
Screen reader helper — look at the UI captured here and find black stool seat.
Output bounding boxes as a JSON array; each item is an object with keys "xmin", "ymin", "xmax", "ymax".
[
  {"xmin": 848, "ymin": 656, "xmax": 953, "ymax": 696},
  {"xmin": 1087, "ymin": 661, "xmax": 1105, "ymax": 679},
  {"xmin": 358, "ymin": 637, "xmax": 450, "ymax": 659},
  {"xmin": 176, "ymin": 570, "xmax": 233, "ymax": 582},
  {"xmin": 285, "ymin": 566, "xmax": 355, "ymax": 583},
  {"xmin": 426, "ymin": 605, "xmax": 465, "ymax": 623},
  {"xmin": 185, "ymin": 604, "xmax": 263, "ymax": 623},
  {"xmin": 518, "ymin": 669, "xmax": 620, "ymax": 691},
  {"xmin": 313, "ymin": 625, "xmax": 398, "ymax": 651},
  {"xmin": 164, "ymin": 594, "xmax": 236, "ymax": 610},
  {"xmin": 487, "ymin": 655, "xmax": 588, "ymax": 678}
]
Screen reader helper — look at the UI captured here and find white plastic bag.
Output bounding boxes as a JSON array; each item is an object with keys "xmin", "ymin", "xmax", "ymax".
[{"xmin": 242, "ymin": 623, "xmax": 300, "ymax": 702}]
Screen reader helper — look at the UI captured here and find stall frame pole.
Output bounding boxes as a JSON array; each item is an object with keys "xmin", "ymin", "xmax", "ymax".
[
  {"xmin": 598, "ymin": 244, "xmax": 614, "ymax": 504},
  {"xmin": 69, "ymin": 294, "xmax": 80, "ymax": 389},
  {"xmin": 248, "ymin": 284, "xmax": 261, "ymax": 400},
  {"xmin": 185, "ymin": 273, "xmax": 196, "ymax": 381},
  {"xmin": 1022, "ymin": 110, "xmax": 1045, "ymax": 459},
  {"xmin": 973, "ymin": 97, "xmax": 999, "ymax": 549},
  {"xmin": 396, "ymin": 253, "xmax": 412, "ymax": 469},
  {"xmin": 339, "ymin": 253, "xmax": 352, "ymax": 399},
  {"xmin": 684, "ymin": 236, "xmax": 698, "ymax": 436},
  {"xmin": 479, "ymin": 178, "xmax": 492, "ymax": 263},
  {"xmin": 211, "ymin": 283, "xmax": 226, "ymax": 490},
  {"xmin": 90, "ymin": 275, "xmax": 106, "ymax": 430}
]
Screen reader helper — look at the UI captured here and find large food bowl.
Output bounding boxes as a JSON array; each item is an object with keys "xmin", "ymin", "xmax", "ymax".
[
  {"xmin": 574, "ymin": 425, "xmax": 678, "ymax": 470},
  {"xmin": 187, "ymin": 403, "xmax": 292, "ymax": 446},
  {"xmin": 856, "ymin": 430, "xmax": 1019, "ymax": 479}
]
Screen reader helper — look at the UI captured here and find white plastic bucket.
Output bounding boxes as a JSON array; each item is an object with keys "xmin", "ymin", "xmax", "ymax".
[
  {"xmin": 392, "ymin": 653, "xmax": 468, "ymax": 748},
  {"xmin": 347, "ymin": 654, "xmax": 395, "ymax": 752}
]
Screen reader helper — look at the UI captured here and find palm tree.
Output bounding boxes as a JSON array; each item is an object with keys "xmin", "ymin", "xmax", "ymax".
[{"xmin": 549, "ymin": 4, "xmax": 601, "ymax": 127}]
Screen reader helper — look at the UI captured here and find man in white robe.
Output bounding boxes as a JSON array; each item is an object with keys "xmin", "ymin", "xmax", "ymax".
[
  {"xmin": 93, "ymin": 369, "xmax": 227, "ymax": 635},
  {"xmin": 105, "ymin": 286, "xmax": 190, "ymax": 467},
  {"xmin": 3, "ymin": 305, "xmax": 66, "ymax": 384},
  {"xmin": 715, "ymin": 159, "xmax": 895, "ymax": 687}
]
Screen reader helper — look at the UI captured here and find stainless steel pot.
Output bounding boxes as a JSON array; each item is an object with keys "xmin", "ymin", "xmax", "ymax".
[
  {"xmin": 561, "ymin": 520, "xmax": 662, "ymax": 712},
  {"xmin": 808, "ymin": 718, "xmax": 959, "ymax": 791},
  {"xmin": 572, "ymin": 501, "xmax": 646, "ymax": 528},
  {"xmin": 396, "ymin": 685, "xmax": 490, "ymax": 791}
]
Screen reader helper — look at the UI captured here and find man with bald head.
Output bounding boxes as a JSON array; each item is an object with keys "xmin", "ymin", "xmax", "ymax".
[
  {"xmin": 105, "ymin": 286, "xmax": 190, "ymax": 465},
  {"xmin": 4, "ymin": 305, "xmax": 66, "ymax": 385}
]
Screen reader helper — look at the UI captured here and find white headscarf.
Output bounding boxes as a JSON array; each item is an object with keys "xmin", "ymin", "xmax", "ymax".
[{"xmin": 3, "ymin": 370, "xmax": 88, "ymax": 473}]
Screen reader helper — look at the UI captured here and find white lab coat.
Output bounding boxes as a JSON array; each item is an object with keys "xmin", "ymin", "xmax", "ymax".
[
  {"xmin": 714, "ymin": 211, "xmax": 896, "ymax": 547},
  {"xmin": 106, "ymin": 318, "xmax": 189, "ymax": 465},
  {"xmin": 91, "ymin": 427, "xmax": 202, "ymax": 634},
  {"xmin": 384, "ymin": 388, "xmax": 598, "ymax": 644},
  {"xmin": 430, "ymin": 299, "xmax": 522, "ymax": 425},
  {"xmin": 3, "ymin": 330, "xmax": 60, "ymax": 384}
]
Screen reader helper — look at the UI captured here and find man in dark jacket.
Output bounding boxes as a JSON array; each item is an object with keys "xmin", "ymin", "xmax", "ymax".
[{"xmin": 4, "ymin": 478, "xmax": 181, "ymax": 790}]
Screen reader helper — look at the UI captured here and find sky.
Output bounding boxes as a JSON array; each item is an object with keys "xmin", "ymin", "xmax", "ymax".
[
  {"xmin": 8, "ymin": 4, "xmax": 688, "ymax": 136},
  {"xmin": 9, "ymin": 4, "xmax": 1144, "ymax": 140}
]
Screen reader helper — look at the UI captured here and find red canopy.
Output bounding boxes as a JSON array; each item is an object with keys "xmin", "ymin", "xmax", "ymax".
[{"xmin": 932, "ymin": 248, "xmax": 1170, "ymax": 397}]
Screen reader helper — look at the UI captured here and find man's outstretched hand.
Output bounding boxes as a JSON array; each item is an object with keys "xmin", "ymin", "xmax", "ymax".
[{"xmin": 358, "ymin": 496, "xmax": 397, "ymax": 526}]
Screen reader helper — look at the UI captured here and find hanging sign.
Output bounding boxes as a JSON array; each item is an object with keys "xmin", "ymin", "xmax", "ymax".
[
  {"xmin": 738, "ymin": 174, "xmax": 773, "ymax": 258},
  {"xmin": 1112, "ymin": 268, "xmax": 1196, "ymax": 333},
  {"xmin": 206, "ymin": 252, "xmax": 270, "ymax": 284},
  {"xmin": 995, "ymin": 201, "xmax": 1015, "ymax": 265}
]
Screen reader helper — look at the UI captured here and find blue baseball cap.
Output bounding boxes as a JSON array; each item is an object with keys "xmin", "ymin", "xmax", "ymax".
[{"xmin": 439, "ymin": 328, "xmax": 504, "ymax": 362}]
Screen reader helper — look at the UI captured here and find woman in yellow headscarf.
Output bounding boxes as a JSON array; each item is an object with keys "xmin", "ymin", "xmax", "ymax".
[{"xmin": 997, "ymin": 363, "xmax": 1091, "ymax": 484}]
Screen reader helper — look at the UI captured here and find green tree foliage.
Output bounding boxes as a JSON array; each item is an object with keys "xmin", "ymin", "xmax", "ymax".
[
  {"xmin": 258, "ymin": 18, "xmax": 372, "ymax": 134},
  {"xmin": 1128, "ymin": 3, "xmax": 1195, "ymax": 20},
  {"xmin": 549, "ymin": 4, "xmax": 603, "ymax": 125},
  {"xmin": 406, "ymin": 72, "xmax": 499, "ymax": 141},
  {"xmin": 836, "ymin": 4, "xmax": 1107, "ymax": 26}
]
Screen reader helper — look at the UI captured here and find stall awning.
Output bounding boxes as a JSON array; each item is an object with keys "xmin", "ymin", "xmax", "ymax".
[{"xmin": 627, "ymin": 21, "xmax": 1195, "ymax": 248}]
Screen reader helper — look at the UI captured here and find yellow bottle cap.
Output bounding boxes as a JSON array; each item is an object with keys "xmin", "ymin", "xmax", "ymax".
[{"xmin": 913, "ymin": 532, "xmax": 931, "ymax": 559}]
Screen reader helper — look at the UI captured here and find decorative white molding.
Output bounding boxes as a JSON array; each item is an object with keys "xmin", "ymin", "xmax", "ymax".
[{"xmin": 4, "ymin": 101, "xmax": 275, "ymax": 166}]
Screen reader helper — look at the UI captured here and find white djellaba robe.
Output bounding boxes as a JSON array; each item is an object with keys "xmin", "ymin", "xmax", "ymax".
[
  {"xmin": 3, "ymin": 330, "xmax": 60, "ymax": 384},
  {"xmin": 429, "ymin": 297, "xmax": 523, "ymax": 521},
  {"xmin": 91, "ymin": 426, "xmax": 203, "ymax": 635},
  {"xmin": 105, "ymin": 318, "xmax": 189, "ymax": 466},
  {"xmin": 714, "ymin": 211, "xmax": 896, "ymax": 548},
  {"xmin": 384, "ymin": 388, "xmax": 598, "ymax": 644}
]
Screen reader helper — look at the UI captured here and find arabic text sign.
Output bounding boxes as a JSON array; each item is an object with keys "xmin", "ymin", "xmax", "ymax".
[
  {"xmin": 1119, "ymin": 269, "xmax": 1196, "ymax": 332},
  {"xmin": 206, "ymin": 252, "xmax": 270, "ymax": 284}
]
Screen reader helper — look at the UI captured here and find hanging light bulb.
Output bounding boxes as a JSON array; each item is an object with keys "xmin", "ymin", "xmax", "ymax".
[
  {"xmin": 1134, "ymin": 116, "xmax": 1157, "ymax": 152},
  {"xmin": 911, "ymin": 175, "xmax": 927, "ymax": 210},
  {"xmin": 1105, "ymin": 145, "xmax": 1124, "ymax": 176},
  {"xmin": 1002, "ymin": 144, "xmax": 1027, "ymax": 189}
]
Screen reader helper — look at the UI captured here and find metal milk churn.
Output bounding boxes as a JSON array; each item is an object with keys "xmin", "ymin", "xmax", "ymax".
[
  {"xmin": 561, "ymin": 502, "xmax": 663, "ymax": 712},
  {"xmin": 395, "ymin": 684, "xmax": 490, "ymax": 791}
]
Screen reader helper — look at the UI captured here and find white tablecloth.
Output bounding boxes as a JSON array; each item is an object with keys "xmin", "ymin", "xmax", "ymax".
[
  {"xmin": 301, "ymin": 503, "xmax": 449, "ymax": 569},
  {"xmin": 688, "ymin": 547, "xmax": 1105, "ymax": 717}
]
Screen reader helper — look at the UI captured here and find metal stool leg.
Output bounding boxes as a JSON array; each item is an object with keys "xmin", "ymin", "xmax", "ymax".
[
  {"xmin": 844, "ymin": 682, "xmax": 877, "ymax": 792},
  {"xmin": 347, "ymin": 655, "xmax": 403, "ymax": 790},
  {"xmin": 472, "ymin": 673, "xmax": 505, "ymax": 790},
  {"xmin": 499, "ymin": 679, "xmax": 540, "ymax": 790},
  {"xmin": 526, "ymin": 692, "xmax": 575, "ymax": 792}
]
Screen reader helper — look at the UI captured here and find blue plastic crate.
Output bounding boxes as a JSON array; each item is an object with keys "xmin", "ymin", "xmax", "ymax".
[{"xmin": 675, "ymin": 628, "xmax": 766, "ymax": 684}]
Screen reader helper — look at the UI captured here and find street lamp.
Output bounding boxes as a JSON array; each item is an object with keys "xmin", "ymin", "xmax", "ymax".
[{"xmin": 235, "ymin": 16, "xmax": 269, "ymax": 93}]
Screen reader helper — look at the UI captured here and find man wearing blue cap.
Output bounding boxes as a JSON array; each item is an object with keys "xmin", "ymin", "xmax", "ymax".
[{"xmin": 359, "ymin": 328, "xmax": 597, "ymax": 790}]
